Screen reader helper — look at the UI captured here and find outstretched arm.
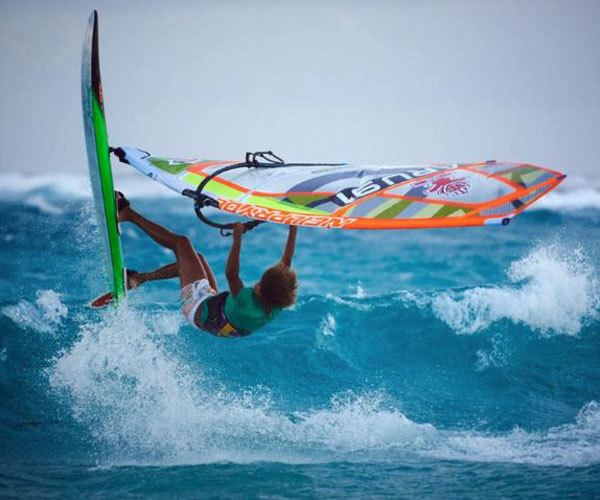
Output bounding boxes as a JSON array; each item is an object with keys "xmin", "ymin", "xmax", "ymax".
[
  {"xmin": 226, "ymin": 223, "xmax": 244, "ymax": 297},
  {"xmin": 280, "ymin": 225, "xmax": 298, "ymax": 268}
]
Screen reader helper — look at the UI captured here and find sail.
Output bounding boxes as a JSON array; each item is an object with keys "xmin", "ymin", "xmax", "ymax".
[{"xmin": 116, "ymin": 147, "xmax": 565, "ymax": 230}]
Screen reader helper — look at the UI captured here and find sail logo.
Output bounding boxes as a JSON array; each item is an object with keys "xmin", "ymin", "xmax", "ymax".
[
  {"xmin": 414, "ymin": 174, "xmax": 471, "ymax": 197},
  {"xmin": 219, "ymin": 199, "xmax": 355, "ymax": 228},
  {"xmin": 332, "ymin": 166, "xmax": 449, "ymax": 206}
]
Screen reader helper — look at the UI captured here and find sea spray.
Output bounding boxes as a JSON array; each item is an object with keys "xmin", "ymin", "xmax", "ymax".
[
  {"xmin": 45, "ymin": 303, "xmax": 600, "ymax": 468},
  {"xmin": 47, "ymin": 304, "xmax": 201, "ymax": 460},
  {"xmin": 24, "ymin": 195, "xmax": 65, "ymax": 215},
  {"xmin": 2, "ymin": 290, "xmax": 68, "ymax": 334},
  {"xmin": 533, "ymin": 187, "xmax": 600, "ymax": 211},
  {"xmin": 48, "ymin": 304, "xmax": 600, "ymax": 469},
  {"xmin": 429, "ymin": 401, "xmax": 600, "ymax": 467},
  {"xmin": 432, "ymin": 245, "xmax": 599, "ymax": 335}
]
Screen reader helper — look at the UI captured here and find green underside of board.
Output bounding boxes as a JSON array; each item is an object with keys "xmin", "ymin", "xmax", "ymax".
[{"xmin": 92, "ymin": 94, "xmax": 125, "ymax": 300}]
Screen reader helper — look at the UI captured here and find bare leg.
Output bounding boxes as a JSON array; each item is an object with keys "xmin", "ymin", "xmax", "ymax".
[
  {"xmin": 133, "ymin": 253, "xmax": 218, "ymax": 291},
  {"xmin": 133, "ymin": 263, "xmax": 178, "ymax": 287},
  {"xmin": 122, "ymin": 207, "xmax": 208, "ymax": 288},
  {"xmin": 197, "ymin": 254, "xmax": 218, "ymax": 290}
]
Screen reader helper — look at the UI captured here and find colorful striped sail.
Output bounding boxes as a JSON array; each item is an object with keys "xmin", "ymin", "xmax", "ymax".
[{"xmin": 116, "ymin": 147, "xmax": 565, "ymax": 230}]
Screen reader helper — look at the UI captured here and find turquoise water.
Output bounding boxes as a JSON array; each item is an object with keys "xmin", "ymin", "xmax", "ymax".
[{"xmin": 1, "ymin": 176, "xmax": 599, "ymax": 498}]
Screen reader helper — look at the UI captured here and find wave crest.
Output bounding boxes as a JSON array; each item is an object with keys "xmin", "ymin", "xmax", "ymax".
[
  {"xmin": 432, "ymin": 245, "xmax": 599, "ymax": 335},
  {"xmin": 46, "ymin": 305, "xmax": 600, "ymax": 467},
  {"xmin": 2, "ymin": 290, "xmax": 68, "ymax": 334}
]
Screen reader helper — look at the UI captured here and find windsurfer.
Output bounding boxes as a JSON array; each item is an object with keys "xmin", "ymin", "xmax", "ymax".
[{"xmin": 106, "ymin": 192, "xmax": 298, "ymax": 337}]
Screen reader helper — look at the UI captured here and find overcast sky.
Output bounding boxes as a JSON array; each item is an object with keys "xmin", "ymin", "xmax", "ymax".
[{"xmin": 1, "ymin": 0, "xmax": 599, "ymax": 180}]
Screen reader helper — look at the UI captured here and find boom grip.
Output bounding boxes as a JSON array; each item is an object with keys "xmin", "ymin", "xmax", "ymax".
[{"xmin": 190, "ymin": 151, "xmax": 285, "ymax": 237}]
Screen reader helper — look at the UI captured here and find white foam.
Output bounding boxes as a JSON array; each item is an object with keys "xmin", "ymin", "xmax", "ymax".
[
  {"xmin": 294, "ymin": 391, "xmax": 434, "ymax": 453},
  {"xmin": 474, "ymin": 335, "xmax": 508, "ymax": 372},
  {"xmin": 314, "ymin": 313, "xmax": 339, "ymax": 353},
  {"xmin": 318, "ymin": 314, "xmax": 337, "ymax": 337},
  {"xmin": 533, "ymin": 188, "xmax": 600, "ymax": 211},
  {"xmin": 47, "ymin": 305, "xmax": 600, "ymax": 467},
  {"xmin": 325, "ymin": 293, "xmax": 372, "ymax": 311},
  {"xmin": 25, "ymin": 194, "xmax": 65, "ymax": 215},
  {"xmin": 2, "ymin": 290, "xmax": 68, "ymax": 334},
  {"xmin": 0, "ymin": 174, "xmax": 92, "ymax": 201},
  {"xmin": 48, "ymin": 305, "xmax": 199, "ymax": 457},
  {"xmin": 432, "ymin": 245, "xmax": 599, "ymax": 335},
  {"xmin": 350, "ymin": 283, "xmax": 366, "ymax": 299},
  {"xmin": 0, "ymin": 173, "xmax": 181, "ymax": 201},
  {"xmin": 431, "ymin": 401, "xmax": 600, "ymax": 467}
]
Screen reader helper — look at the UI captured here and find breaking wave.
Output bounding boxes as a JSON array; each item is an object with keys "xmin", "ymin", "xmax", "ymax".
[
  {"xmin": 43, "ymin": 303, "xmax": 600, "ymax": 468},
  {"xmin": 431, "ymin": 245, "xmax": 599, "ymax": 335},
  {"xmin": 2, "ymin": 290, "xmax": 68, "ymax": 335},
  {"xmin": 532, "ymin": 188, "xmax": 600, "ymax": 211}
]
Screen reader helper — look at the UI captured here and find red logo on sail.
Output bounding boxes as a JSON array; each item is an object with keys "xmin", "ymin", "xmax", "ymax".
[{"xmin": 415, "ymin": 175, "xmax": 471, "ymax": 197}]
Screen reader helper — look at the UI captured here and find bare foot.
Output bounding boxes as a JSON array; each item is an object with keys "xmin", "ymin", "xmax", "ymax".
[
  {"xmin": 118, "ymin": 206, "xmax": 133, "ymax": 223},
  {"xmin": 127, "ymin": 271, "xmax": 143, "ymax": 290},
  {"xmin": 90, "ymin": 270, "xmax": 142, "ymax": 308}
]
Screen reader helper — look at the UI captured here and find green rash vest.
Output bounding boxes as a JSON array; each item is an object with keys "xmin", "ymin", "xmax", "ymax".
[{"xmin": 201, "ymin": 287, "xmax": 281, "ymax": 333}]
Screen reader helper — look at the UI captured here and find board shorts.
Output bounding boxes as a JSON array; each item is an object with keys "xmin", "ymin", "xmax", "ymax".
[
  {"xmin": 181, "ymin": 279, "xmax": 215, "ymax": 327},
  {"xmin": 180, "ymin": 279, "xmax": 250, "ymax": 337}
]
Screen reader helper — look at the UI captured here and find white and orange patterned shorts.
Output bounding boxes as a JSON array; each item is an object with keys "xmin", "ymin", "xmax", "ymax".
[{"xmin": 181, "ymin": 278, "xmax": 216, "ymax": 327}]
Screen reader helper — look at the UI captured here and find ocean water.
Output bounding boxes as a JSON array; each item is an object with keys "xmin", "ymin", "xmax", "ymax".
[{"xmin": 1, "ymin": 173, "xmax": 599, "ymax": 498}]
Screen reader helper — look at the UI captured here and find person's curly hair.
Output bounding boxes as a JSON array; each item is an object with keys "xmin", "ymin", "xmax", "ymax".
[{"xmin": 256, "ymin": 264, "xmax": 297, "ymax": 313}]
